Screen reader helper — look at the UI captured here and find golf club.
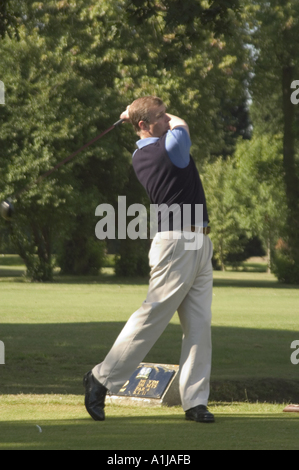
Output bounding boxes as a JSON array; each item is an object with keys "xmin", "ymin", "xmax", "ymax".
[{"xmin": 0, "ymin": 118, "xmax": 124, "ymax": 221}]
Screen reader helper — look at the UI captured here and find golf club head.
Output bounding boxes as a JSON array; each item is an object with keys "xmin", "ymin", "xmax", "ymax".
[{"xmin": 0, "ymin": 199, "xmax": 14, "ymax": 221}]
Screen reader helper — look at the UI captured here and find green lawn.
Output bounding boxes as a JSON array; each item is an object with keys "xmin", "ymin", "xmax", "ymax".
[
  {"xmin": 0, "ymin": 395, "xmax": 298, "ymax": 451},
  {"xmin": 0, "ymin": 255, "xmax": 299, "ymax": 450}
]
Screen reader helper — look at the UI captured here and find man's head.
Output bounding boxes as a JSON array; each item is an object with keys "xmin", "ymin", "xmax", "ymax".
[{"xmin": 129, "ymin": 96, "xmax": 171, "ymax": 138}]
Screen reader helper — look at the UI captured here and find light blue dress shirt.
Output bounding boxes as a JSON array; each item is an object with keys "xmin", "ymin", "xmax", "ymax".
[{"xmin": 134, "ymin": 127, "xmax": 191, "ymax": 169}]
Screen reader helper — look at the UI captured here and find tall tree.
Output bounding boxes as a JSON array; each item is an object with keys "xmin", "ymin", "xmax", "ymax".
[
  {"xmin": 249, "ymin": 0, "xmax": 299, "ymax": 282},
  {"xmin": 0, "ymin": 0, "xmax": 21, "ymax": 40},
  {"xmin": 234, "ymin": 135, "xmax": 287, "ymax": 273},
  {"xmin": 202, "ymin": 157, "xmax": 245, "ymax": 270},
  {"xmin": 0, "ymin": 1, "xmax": 131, "ymax": 279},
  {"xmin": 125, "ymin": 0, "xmax": 252, "ymax": 159},
  {"xmin": 0, "ymin": 0, "xmax": 253, "ymax": 279}
]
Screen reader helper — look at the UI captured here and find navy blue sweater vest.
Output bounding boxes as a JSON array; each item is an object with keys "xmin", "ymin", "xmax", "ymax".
[{"xmin": 132, "ymin": 133, "xmax": 209, "ymax": 232}]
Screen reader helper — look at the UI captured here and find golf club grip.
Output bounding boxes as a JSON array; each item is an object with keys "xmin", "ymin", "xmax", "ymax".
[{"xmin": 113, "ymin": 118, "xmax": 125, "ymax": 127}]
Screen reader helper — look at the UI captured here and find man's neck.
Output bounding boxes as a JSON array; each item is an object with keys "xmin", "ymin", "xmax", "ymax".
[{"xmin": 139, "ymin": 131, "xmax": 154, "ymax": 140}]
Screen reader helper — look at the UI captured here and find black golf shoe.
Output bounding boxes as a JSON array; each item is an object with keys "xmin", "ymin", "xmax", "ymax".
[
  {"xmin": 83, "ymin": 371, "xmax": 107, "ymax": 421},
  {"xmin": 185, "ymin": 405, "xmax": 215, "ymax": 423}
]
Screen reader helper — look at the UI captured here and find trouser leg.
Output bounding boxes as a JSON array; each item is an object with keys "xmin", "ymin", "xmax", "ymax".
[
  {"xmin": 92, "ymin": 234, "xmax": 213, "ymax": 399},
  {"xmin": 92, "ymin": 293, "xmax": 182, "ymax": 393},
  {"xmin": 178, "ymin": 237, "xmax": 213, "ymax": 411},
  {"xmin": 92, "ymin": 235, "xmax": 191, "ymax": 393}
]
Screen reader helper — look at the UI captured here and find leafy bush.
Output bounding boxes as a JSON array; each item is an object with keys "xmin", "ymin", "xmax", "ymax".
[
  {"xmin": 115, "ymin": 239, "xmax": 150, "ymax": 278},
  {"xmin": 272, "ymin": 240, "xmax": 299, "ymax": 285},
  {"xmin": 26, "ymin": 258, "xmax": 55, "ymax": 282},
  {"xmin": 57, "ymin": 237, "xmax": 106, "ymax": 276}
]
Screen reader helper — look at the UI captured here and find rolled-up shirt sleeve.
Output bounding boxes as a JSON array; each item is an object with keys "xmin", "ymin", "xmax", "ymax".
[{"xmin": 165, "ymin": 127, "xmax": 192, "ymax": 168}]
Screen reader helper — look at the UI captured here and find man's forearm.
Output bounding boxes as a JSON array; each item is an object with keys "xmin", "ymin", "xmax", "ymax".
[{"xmin": 167, "ymin": 114, "xmax": 190, "ymax": 135}]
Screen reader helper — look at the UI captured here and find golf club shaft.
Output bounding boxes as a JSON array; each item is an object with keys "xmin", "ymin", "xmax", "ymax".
[{"xmin": 14, "ymin": 118, "xmax": 125, "ymax": 200}]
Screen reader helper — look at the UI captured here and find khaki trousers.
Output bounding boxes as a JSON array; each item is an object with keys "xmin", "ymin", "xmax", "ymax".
[{"xmin": 92, "ymin": 231, "xmax": 213, "ymax": 411}]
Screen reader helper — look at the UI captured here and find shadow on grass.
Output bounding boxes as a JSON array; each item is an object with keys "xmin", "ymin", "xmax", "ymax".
[
  {"xmin": 213, "ymin": 277, "xmax": 298, "ymax": 290},
  {"xmin": 1, "ymin": 272, "xmax": 296, "ymax": 289},
  {"xmin": 0, "ymin": 268, "xmax": 26, "ymax": 279},
  {"xmin": 1, "ymin": 258, "xmax": 299, "ymax": 289},
  {"xmin": 0, "ymin": 267, "xmax": 150, "ymax": 285},
  {"xmin": 54, "ymin": 274, "xmax": 299, "ymax": 290},
  {"xmin": 0, "ymin": 321, "xmax": 298, "ymax": 403},
  {"xmin": 0, "ymin": 256, "xmax": 24, "ymax": 266},
  {"xmin": 2, "ymin": 269, "xmax": 298, "ymax": 289}
]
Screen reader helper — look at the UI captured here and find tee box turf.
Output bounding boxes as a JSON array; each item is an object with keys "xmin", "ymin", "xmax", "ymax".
[{"xmin": 106, "ymin": 363, "xmax": 181, "ymax": 407}]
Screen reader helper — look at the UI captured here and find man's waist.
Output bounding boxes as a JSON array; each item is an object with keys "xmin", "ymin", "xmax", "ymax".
[
  {"xmin": 158, "ymin": 226, "xmax": 211, "ymax": 236},
  {"xmin": 189, "ymin": 226, "xmax": 211, "ymax": 235}
]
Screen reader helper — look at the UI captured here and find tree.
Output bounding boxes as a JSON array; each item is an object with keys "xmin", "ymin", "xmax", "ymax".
[
  {"xmin": 0, "ymin": 2, "xmax": 131, "ymax": 279},
  {"xmin": 0, "ymin": 0, "xmax": 21, "ymax": 40},
  {"xmin": 202, "ymin": 157, "xmax": 245, "ymax": 270},
  {"xmin": 127, "ymin": 0, "xmax": 242, "ymax": 40},
  {"xmin": 0, "ymin": 0, "xmax": 254, "ymax": 279},
  {"xmin": 248, "ymin": 0, "xmax": 299, "ymax": 283},
  {"xmin": 0, "ymin": 25, "xmax": 74, "ymax": 280},
  {"xmin": 126, "ymin": 0, "xmax": 252, "ymax": 159},
  {"xmin": 233, "ymin": 134, "xmax": 287, "ymax": 273}
]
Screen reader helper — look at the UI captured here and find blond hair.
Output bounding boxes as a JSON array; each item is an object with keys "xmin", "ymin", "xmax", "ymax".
[{"xmin": 129, "ymin": 96, "xmax": 164, "ymax": 134}]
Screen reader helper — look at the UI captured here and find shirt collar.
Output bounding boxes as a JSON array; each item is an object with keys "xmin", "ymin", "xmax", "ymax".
[{"xmin": 136, "ymin": 137, "xmax": 159, "ymax": 149}]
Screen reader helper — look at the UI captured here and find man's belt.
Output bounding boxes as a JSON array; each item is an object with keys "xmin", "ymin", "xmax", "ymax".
[{"xmin": 190, "ymin": 226, "xmax": 211, "ymax": 235}]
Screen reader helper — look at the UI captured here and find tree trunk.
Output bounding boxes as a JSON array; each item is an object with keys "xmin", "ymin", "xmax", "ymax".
[
  {"xmin": 219, "ymin": 238, "xmax": 226, "ymax": 271},
  {"xmin": 281, "ymin": 65, "xmax": 299, "ymax": 260},
  {"xmin": 267, "ymin": 237, "xmax": 271, "ymax": 274}
]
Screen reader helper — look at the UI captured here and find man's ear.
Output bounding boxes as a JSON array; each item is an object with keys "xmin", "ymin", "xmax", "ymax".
[{"xmin": 138, "ymin": 120, "xmax": 148, "ymax": 131}]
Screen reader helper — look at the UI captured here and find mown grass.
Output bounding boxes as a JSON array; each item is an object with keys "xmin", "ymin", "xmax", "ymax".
[
  {"xmin": 0, "ymin": 395, "xmax": 298, "ymax": 450},
  {"xmin": 0, "ymin": 255, "xmax": 298, "ymax": 450}
]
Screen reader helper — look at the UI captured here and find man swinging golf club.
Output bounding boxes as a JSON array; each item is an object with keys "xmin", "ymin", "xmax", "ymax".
[{"xmin": 84, "ymin": 96, "xmax": 215, "ymax": 424}]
